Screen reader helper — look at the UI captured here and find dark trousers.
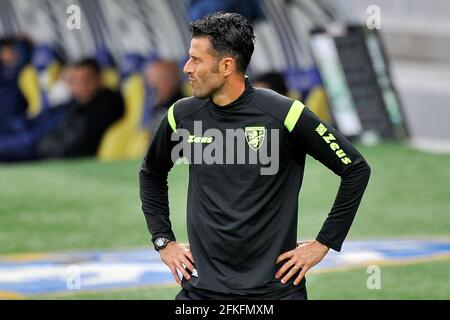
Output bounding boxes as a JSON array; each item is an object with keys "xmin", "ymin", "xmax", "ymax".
[{"xmin": 175, "ymin": 286, "xmax": 307, "ymax": 300}]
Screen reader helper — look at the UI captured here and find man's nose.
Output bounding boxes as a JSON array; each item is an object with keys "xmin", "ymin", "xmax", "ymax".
[{"xmin": 183, "ymin": 60, "xmax": 192, "ymax": 75}]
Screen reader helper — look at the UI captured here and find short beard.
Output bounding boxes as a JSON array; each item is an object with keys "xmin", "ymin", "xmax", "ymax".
[
  {"xmin": 193, "ymin": 85, "xmax": 219, "ymax": 99},
  {"xmin": 191, "ymin": 58, "xmax": 222, "ymax": 99}
]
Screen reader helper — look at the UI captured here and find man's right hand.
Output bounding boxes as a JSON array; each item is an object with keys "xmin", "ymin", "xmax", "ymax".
[{"xmin": 159, "ymin": 242, "xmax": 195, "ymax": 284}]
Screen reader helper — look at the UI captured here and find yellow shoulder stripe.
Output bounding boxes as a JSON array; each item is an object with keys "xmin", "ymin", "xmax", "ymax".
[
  {"xmin": 168, "ymin": 104, "xmax": 177, "ymax": 133},
  {"xmin": 284, "ymin": 100, "xmax": 305, "ymax": 132}
]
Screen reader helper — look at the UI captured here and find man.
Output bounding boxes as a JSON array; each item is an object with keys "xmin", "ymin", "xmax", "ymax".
[
  {"xmin": 0, "ymin": 58, "xmax": 124, "ymax": 162},
  {"xmin": 143, "ymin": 59, "xmax": 184, "ymax": 136},
  {"xmin": 139, "ymin": 12, "xmax": 370, "ymax": 300},
  {"xmin": 0, "ymin": 37, "xmax": 30, "ymax": 135},
  {"xmin": 35, "ymin": 58, "xmax": 124, "ymax": 158}
]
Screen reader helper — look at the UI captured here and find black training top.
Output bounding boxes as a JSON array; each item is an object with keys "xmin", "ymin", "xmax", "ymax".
[{"xmin": 139, "ymin": 79, "xmax": 371, "ymax": 298}]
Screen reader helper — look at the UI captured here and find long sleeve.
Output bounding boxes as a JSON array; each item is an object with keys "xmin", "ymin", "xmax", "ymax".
[
  {"xmin": 139, "ymin": 114, "xmax": 177, "ymax": 242},
  {"xmin": 289, "ymin": 106, "xmax": 371, "ymax": 251}
]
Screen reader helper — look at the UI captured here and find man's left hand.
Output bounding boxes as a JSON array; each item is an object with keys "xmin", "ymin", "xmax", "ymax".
[{"xmin": 275, "ymin": 240, "xmax": 329, "ymax": 285}]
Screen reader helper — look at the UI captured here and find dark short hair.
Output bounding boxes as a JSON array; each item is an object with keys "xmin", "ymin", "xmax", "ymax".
[
  {"xmin": 190, "ymin": 12, "xmax": 256, "ymax": 74},
  {"xmin": 73, "ymin": 58, "xmax": 101, "ymax": 75},
  {"xmin": 0, "ymin": 37, "xmax": 15, "ymax": 49}
]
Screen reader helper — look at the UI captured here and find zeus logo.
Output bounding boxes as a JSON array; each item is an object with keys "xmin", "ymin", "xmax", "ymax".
[
  {"xmin": 188, "ymin": 135, "xmax": 213, "ymax": 144},
  {"xmin": 316, "ymin": 123, "xmax": 352, "ymax": 165}
]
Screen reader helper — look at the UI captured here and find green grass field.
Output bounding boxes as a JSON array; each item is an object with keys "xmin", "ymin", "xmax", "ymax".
[{"xmin": 1, "ymin": 142, "xmax": 449, "ymax": 299}]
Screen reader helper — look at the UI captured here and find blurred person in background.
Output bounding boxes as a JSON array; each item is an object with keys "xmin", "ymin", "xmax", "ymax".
[
  {"xmin": 0, "ymin": 36, "xmax": 33, "ymax": 135},
  {"xmin": 35, "ymin": 58, "xmax": 124, "ymax": 158},
  {"xmin": 0, "ymin": 58, "xmax": 124, "ymax": 162},
  {"xmin": 142, "ymin": 59, "xmax": 184, "ymax": 136},
  {"xmin": 254, "ymin": 71, "xmax": 288, "ymax": 96}
]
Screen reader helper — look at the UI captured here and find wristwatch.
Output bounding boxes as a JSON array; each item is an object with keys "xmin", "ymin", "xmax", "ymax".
[{"xmin": 153, "ymin": 237, "xmax": 173, "ymax": 251}]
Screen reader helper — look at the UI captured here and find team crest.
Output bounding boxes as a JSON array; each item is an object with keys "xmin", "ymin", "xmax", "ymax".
[{"xmin": 245, "ymin": 126, "xmax": 265, "ymax": 151}]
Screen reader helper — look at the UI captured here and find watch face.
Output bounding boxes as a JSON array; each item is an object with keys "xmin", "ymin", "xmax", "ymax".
[{"xmin": 155, "ymin": 238, "xmax": 165, "ymax": 247}]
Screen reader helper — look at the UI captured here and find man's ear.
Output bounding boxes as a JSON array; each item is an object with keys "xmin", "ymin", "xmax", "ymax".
[{"xmin": 221, "ymin": 57, "xmax": 235, "ymax": 76}]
